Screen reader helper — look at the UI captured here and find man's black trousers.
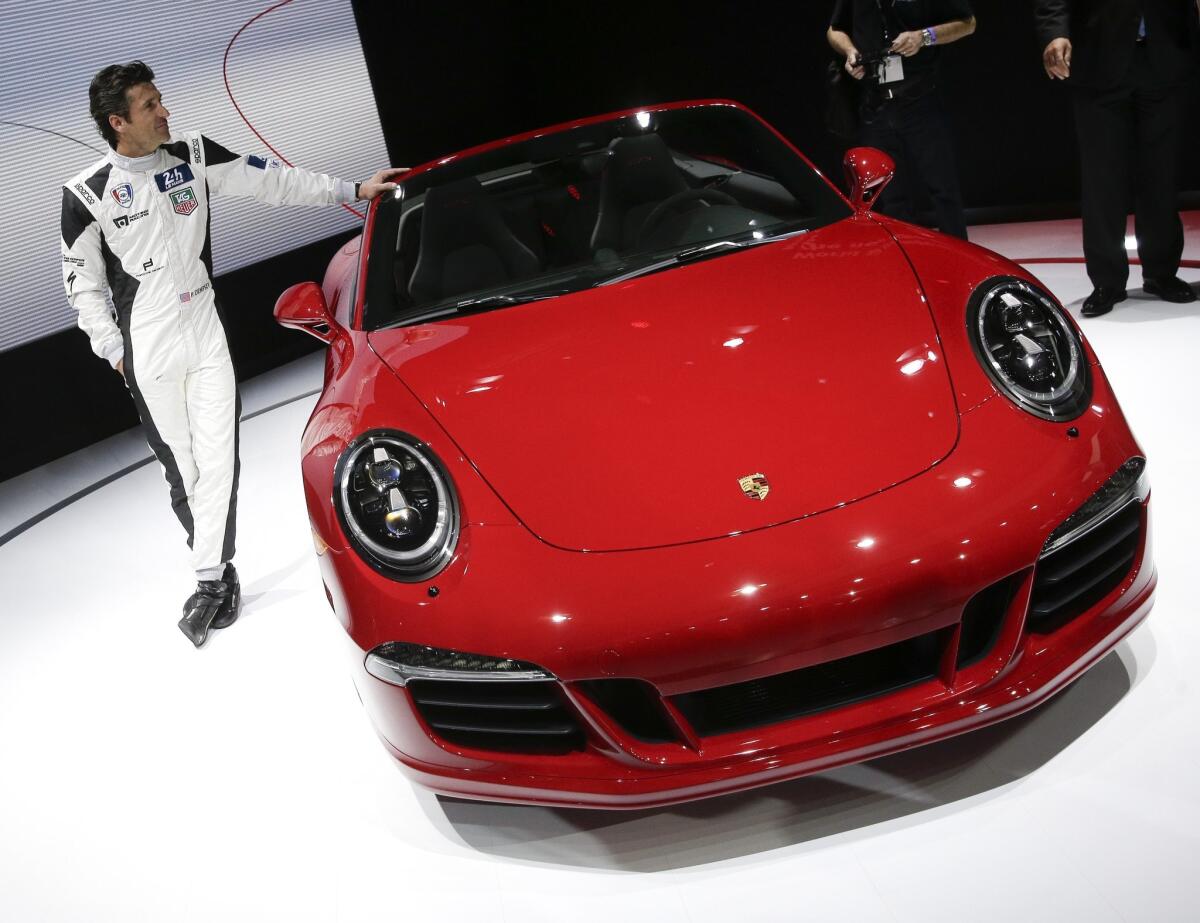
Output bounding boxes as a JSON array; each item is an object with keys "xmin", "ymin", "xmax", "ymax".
[
  {"xmin": 1072, "ymin": 45, "xmax": 1189, "ymax": 290},
  {"xmin": 860, "ymin": 87, "xmax": 968, "ymax": 240}
]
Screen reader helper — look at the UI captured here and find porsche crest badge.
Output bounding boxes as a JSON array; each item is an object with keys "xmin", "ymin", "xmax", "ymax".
[{"xmin": 738, "ymin": 473, "xmax": 770, "ymax": 501}]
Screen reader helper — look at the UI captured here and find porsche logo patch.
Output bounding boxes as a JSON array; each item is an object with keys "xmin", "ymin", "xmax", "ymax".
[
  {"xmin": 169, "ymin": 187, "xmax": 198, "ymax": 216},
  {"xmin": 738, "ymin": 473, "xmax": 770, "ymax": 501}
]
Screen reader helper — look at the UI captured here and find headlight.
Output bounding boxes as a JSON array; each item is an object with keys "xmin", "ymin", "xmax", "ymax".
[
  {"xmin": 334, "ymin": 430, "xmax": 459, "ymax": 581},
  {"xmin": 967, "ymin": 277, "xmax": 1091, "ymax": 421}
]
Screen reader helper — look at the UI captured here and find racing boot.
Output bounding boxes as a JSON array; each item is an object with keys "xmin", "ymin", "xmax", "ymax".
[
  {"xmin": 211, "ymin": 563, "xmax": 242, "ymax": 630},
  {"xmin": 177, "ymin": 579, "xmax": 230, "ymax": 648}
]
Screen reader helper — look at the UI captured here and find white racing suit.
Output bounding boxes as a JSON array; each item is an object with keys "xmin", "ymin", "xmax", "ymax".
[{"xmin": 60, "ymin": 133, "xmax": 356, "ymax": 573}]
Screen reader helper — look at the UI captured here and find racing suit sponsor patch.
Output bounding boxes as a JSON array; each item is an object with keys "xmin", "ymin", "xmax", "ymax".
[
  {"xmin": 191, "ymin": 137, "xmax": 202, "ymax": 164},
  {"xmin": 170, "ymin": 187, "xmax": 199, "ymax": 216},
  {"xmin": 73, "ymin": 182, "xmax": 96, "ymax": 206},
  {"xmin": 136, "ymin": 258, "xmax": 164, "ymax": 278},
  {"xmin": 111, "ymin": 183, "xmax": 134, "ymax": 207},
  {"xmin": 113, "ymin": 208, "xmax": 150, "ymax": 229},
  {"xmin": 155, "ymin": 163, "xmax": 195, "ymax": 192},
  {"xmin": 246, "ymin": 154, "xmax": 279, "ymax": 170}
]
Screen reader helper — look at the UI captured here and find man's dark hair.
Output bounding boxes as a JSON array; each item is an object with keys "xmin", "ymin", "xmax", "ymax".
[{"xmin": 89, "ymin": 61, "xmax": 155, "ymax": 149}]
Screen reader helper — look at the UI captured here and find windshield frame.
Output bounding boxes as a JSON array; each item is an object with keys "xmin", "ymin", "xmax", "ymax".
[{"xmin": 355, "ymin": 100, "xmax": 852, "ymax": 331}]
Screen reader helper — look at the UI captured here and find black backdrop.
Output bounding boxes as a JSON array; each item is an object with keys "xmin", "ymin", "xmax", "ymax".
[
  {"xmin": 352, "ymin": 0, "xmax": 1198, "ymax": 220},
  {"xmin": 2, "ymin": 0, "xmax": 1197, "ymax": 482}
]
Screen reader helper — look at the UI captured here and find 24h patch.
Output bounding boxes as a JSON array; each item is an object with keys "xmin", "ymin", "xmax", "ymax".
[{"xmin": 169, "ymin": 187, "xmax": 199, "ymax": 216}]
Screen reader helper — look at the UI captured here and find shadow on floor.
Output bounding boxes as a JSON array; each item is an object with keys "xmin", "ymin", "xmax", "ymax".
[{"xmin": 423, "ymin": 634, "xmax": 1151, "ymax": 871}]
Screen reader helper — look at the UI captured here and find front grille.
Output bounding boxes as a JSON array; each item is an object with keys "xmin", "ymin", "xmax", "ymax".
[
  {"xmin": 1028, "ymin": 501, "xmax": 1142, "ymax": 633},
  {"xmin": 669, "ymin": 628, "xmax": 945, "ymax": 738},
  {"xmin": 407, "ymin": 679, "xmax": 585, "ymax": 754}
]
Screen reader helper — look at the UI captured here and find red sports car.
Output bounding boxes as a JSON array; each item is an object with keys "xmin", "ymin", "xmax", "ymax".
[{"xmin": 276, "ymin": 101, "xmax": 1154, "ymax": 809}]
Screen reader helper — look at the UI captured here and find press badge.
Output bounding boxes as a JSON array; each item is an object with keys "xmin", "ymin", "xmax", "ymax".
[{"xmin": 880, "ymin": 54, "xmax": 904, "ymax": 84}]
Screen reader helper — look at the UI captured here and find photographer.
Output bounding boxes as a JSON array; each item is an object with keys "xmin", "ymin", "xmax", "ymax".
[{"xmin": 827, "ymin": 0, "xmax": 976, "ymax": 239}]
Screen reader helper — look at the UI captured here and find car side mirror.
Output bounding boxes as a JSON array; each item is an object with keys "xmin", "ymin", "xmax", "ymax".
[
  {"xmin": 274, "ymin": 281, "xmax": 336, "ymax": 343},
  {"xmin": 843, "ymin": 147, "xmax": 895, "ymax": 213}
]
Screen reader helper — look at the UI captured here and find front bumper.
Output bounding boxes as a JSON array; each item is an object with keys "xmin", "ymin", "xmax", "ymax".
[{"xmin": 321, "ymin": 370, "xmax": 1155, "ymax": 808}]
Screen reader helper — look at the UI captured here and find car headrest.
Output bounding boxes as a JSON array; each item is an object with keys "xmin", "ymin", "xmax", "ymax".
[
  {"xmin": 590, "ymin": 133, "xmax": 688, "ymax": 252},
  {"xmin": 408, "ymin": 177, "xmax": 541, "ymax": 303}
]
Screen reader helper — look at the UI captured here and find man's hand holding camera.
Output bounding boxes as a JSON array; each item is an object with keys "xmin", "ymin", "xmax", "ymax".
[
  {"xmin": 890, "ymin": 30, "xmax": 925, "ymax": 57},
  {"xmin": 844, "ymin": 47, "xmax": 866, "ymax": 79}
]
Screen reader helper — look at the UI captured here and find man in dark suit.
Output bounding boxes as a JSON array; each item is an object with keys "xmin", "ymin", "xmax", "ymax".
[{"xmin": 1036, "ymin": 0, "xmax": 1199, "ymax": 317}]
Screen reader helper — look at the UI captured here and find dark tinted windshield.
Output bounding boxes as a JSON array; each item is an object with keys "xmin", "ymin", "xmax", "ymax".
[{"xmin": 363, "ymin": 104, "xmax": 851, "ymax": 329}]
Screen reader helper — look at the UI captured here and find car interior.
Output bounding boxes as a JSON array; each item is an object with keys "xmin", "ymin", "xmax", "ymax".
[{"xmin": 365, "ymin": 112, "xmax": 848, "ymax": 329}]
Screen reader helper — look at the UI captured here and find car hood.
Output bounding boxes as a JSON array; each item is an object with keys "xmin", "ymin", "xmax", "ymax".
[{"xmin": 369, "ymin": 219, "xmax": 958, "ymax": 551}]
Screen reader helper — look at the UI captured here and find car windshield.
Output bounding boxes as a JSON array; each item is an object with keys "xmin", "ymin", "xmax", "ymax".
[{"xmin": 363, "ymin": 103, "xmax": 852, "ymax": 330}]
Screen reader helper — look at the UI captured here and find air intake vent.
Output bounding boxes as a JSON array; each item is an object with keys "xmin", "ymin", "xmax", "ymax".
[
  {"xmin": 576, "ymin": 679, "xmax": 680, "ymax": 743},
  {"xmin": 1029, "ymin": 501, "xmax": 1142, "ymax": 633},
  {"xmin": 957, "ymin": 575, "xmax": 1018, "ymax": 669},
  {"xmin": 408, "ymin": 679, "xmax": 585, "ymax": 754},
  {"xmin": 669, "ymin": 628, "xmax": 945, "ymax": 738}
]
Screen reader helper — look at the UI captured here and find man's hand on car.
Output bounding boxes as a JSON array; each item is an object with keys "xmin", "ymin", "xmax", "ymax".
[{"xmin": 357, "ymin": 168, "xmax": 410, "ymax": 200}]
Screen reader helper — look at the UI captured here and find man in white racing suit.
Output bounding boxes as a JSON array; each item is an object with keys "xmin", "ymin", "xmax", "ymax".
[{"xmin": 60, "ymin": 61, "xmax": 403, "ymax": 647}]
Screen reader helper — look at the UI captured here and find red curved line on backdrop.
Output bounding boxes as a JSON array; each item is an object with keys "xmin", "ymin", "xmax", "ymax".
[
  {"xmin": 223, "ymin": 0, "xmax": 364, "ymax": 219},
  {"xmin": 1018, "ymin": 257, "xmax": 1200, "ymax": 269}
]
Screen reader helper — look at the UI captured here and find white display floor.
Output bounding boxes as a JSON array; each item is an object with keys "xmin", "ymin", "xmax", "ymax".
[{"xmin": 1, "ymin": 217, "xmax": 1197, "ymax": 922}]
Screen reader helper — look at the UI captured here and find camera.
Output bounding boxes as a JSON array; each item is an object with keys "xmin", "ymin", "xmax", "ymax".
[
  {"xmin": 854, "ymin": 50, "xmax": 888, "ymax": 70},
  {"xmin": 853, "ymin": 50, "xmax": 902, "ymax": 85},
  {"xmin": 854, "ymin": 50, "xmax": 889, "ymax": 80}
]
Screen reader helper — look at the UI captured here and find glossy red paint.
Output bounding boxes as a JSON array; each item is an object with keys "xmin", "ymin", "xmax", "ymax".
[
  {"xmin": 369, "ymin": 217, "xmax": 957, "ymax": 551},
  {"xmin": 880, "ymin": 220, "xmax": 1103, "ymax": 414},
  {"xmin": 274, "ymin": 281, "xmax": 335, "ymax": 343},
  {"xmin": 287, "ymin": 101, "xmax": 1154, "ymax": 808},
  {"xmin": 844, "ymin": 146, "xmax": 896, "ymax": 212}
]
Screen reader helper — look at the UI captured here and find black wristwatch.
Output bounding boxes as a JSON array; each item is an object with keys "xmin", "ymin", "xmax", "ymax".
[{"xmin": 354, "ymin": 181, "xmax": 362, "ymax": 200}]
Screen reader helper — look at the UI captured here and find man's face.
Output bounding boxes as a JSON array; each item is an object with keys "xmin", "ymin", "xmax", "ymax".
[{"xmin": 112, "ymin": 82, "xmax": 170, "ymax": 154}]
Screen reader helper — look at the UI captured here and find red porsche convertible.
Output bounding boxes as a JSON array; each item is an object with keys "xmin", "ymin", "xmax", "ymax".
[{"xmin": 276, "ymin": 101, "xmax": 1154, "ymax": 808}]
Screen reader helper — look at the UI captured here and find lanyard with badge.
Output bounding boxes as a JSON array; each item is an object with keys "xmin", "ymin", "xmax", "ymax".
[{"xmin": 872, "ymin": 0, "xmax": 906, "ymax": 84}]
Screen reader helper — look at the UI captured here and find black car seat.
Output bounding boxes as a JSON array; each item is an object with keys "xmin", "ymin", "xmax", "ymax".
[
  {"xmin": 589, "ymin": 134, "xmax": 688, "ymax": 254},
  {"xmin": 408, "ymin": 177, "xmax": 541, "ymax": 302}
]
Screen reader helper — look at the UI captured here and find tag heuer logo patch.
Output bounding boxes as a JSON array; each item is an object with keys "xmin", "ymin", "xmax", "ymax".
[{"xmin": 170, "ymin": 187, "xmax": 199, "ymax": 216}]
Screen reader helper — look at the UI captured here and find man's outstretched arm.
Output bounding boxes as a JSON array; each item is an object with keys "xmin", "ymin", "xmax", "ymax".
[{"xmin": 200, "ymin": 133, "xmax": 405, "ymax": 206}]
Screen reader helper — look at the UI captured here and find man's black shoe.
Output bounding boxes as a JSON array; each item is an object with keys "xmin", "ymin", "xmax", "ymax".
[
  {"xmin": 1143, "ymin": 276, "xmax": 1197, "ymax": 303},
  {"xmin": 211, "ymin": 563, "xmax": 242, "ymax": 630},
  {"xmin": 178, "ymin": 580, "xmax": 230, "ymax": 648},
  {"xmin": 1081, "ymin": 287, "xmax": 1127, "ymax": 317}
]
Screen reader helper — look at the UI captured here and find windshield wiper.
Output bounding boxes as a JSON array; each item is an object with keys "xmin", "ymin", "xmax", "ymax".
[
  {"xmin": 394, "ymin": 288, "xmax": 574, "ymax": 327},
  {"xmin": 599, "ymin": 226, "xmax": 810, "ymax": 287}
]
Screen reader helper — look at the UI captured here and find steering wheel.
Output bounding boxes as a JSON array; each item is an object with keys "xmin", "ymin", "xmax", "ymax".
[{"xmin": 636, "ymin": 188, "xmax": 738, "ymax": 246}]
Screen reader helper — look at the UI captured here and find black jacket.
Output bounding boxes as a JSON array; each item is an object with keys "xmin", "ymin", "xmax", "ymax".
[{"xmin": 1035, "ymin": 0, "xmax": 1199, "ymax": 89}]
